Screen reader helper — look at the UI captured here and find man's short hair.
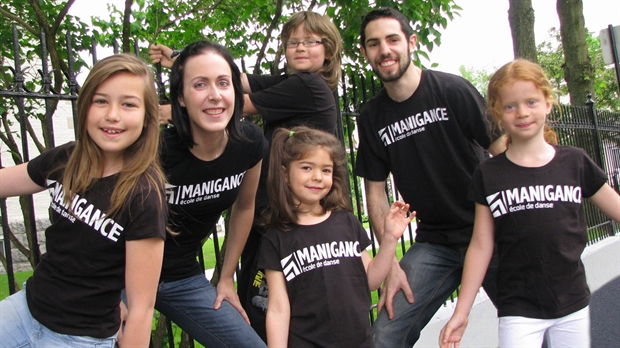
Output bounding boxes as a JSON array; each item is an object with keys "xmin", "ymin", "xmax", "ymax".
[{"xmin": 360, "ymin": 7, "xmax": 414, "ymax": 48}]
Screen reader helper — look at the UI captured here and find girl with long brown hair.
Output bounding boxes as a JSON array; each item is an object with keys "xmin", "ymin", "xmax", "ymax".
[
  {"xmin": 0, "ymin": 53, "xmax": 167, "ymax": 347},
  {"xmin": 259, "ymin": 126, "xmax": 414, "ymax": 347}
]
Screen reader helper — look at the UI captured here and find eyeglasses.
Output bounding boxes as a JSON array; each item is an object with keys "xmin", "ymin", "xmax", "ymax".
[{"xmin": 285, "ymin": 39, "xmax": 324, "ymax": 49}]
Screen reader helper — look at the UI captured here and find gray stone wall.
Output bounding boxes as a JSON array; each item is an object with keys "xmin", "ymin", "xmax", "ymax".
[{"xmin": 1, "ymin": 219, "xmax": 49, "ymax": 274}]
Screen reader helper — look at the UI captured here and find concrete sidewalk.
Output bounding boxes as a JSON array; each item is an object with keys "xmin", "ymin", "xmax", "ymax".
[{"xmin": 414, "ymin": 235, "xmax": 620, "ymax": 347}]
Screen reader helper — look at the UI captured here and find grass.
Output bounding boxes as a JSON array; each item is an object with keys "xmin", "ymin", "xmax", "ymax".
[
  {"xmin": 201, "ymin": 236, "xmax": 225, "ymax": 270},
  {"xmin": 0, "ymin": 270, "xmax": 33, "ymax": 299}
]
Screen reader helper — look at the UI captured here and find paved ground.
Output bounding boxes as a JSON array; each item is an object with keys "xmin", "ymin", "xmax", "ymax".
[
  {"xmin": 590, "ymin": 276, "xmax": 620, "ymax": 347},
  {"xmin": 416, "ymin": 236, "xmax": 620, "ymax": 347}
]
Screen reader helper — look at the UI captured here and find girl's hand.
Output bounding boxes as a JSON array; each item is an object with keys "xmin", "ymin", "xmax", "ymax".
[
  {"xmin": 148, "ymin": 44, "xmax": 175, "ymax": 68},
  {"xmin": 439, "ymin": 314, "xmax": 469, "ymax": 348},
  {"xmin": 383, "ymin": 201, "xmax": 414, "ymax": 241},
  {"xmin": 158, "ymin": 104, "xmax": 172, "ymax": 125}
]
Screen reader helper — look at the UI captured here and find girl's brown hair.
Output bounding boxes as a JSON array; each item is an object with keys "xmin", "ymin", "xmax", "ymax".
[
  {"xmin": 264, "ymin": 126, "xmax": 349, "ymax": 232},
  {"xmin": 62, "ymin": 53, "xmax": 165, "ymax": 218},
  {"xmin": 487, "ymin": 59, "xmax": 558, "ymax": 147},
  {"xmin": 281, "ymin": 11, "xmax": 343, "ymax": 91}
]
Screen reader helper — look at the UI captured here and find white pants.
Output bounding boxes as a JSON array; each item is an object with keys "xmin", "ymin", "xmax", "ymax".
[{"xmin": 498, "ymin": 306, "xmax": 590, "ymax": 348}]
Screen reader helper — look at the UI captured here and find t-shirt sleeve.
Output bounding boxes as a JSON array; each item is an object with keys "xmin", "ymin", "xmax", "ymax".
[
  {"xmin": 124, "ymin": 175, "xmax": 168, "ymax": 241},
  {"xmin": 354, "ymin": 103, "xmax": 390, "ymax": 181},
  {"xmin": 578, "ymin": 148, "xmax": 608, "ymax": 198},
  {"xmin": 447, "ymin": 77, "xmax": 498, "ymax": 149},
  {"xmin": 242, "ymin": 121, "xmax": 269, "ymax": 168},
  {"xmin": 248, "ymin": 74, "xmax": 319, "ymax": 124},
  {"xmin": 27, "ymin": 142, "xmax": 74, "ymax": 186},
  {"xmin": 247, "ymin": 73, "xmax": 287, "ymax": 92},
  {"xmin": 257, "ymin": 231, "xmax": 283, "ymax": 271},
  {"xmin": 350, "ymin": 212, "xmax": 372, "ymax": 250},
  {"xmin": 468, "ymin": 164, "xmax": 488, "ymax": 206}
]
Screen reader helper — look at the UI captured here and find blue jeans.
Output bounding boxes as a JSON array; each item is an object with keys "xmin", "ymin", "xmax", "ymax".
[
  {"xmin": 372, "ymin": 242, "xmax": 498, "ymax": 347},
  {"xmin": 0, "ymin": 288, "xmax": 117, "ymax": 347},
  {"xmin": 154, "ymin": 274, "xmax": 266, "ymax": 348}
]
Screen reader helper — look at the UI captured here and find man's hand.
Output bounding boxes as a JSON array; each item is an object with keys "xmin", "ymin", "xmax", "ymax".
[{"xmin": 377, "ymin": 262, "xmax": 415, "ymax": 319}]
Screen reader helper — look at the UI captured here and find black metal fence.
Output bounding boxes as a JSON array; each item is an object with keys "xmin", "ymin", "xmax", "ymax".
[{"xmin": 1, "ymin": 27, "xmax": 619, "ymax": 347}]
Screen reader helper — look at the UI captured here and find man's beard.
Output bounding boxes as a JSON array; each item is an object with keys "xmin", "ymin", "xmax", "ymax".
[{"xmin": 372, "ymin": 44, "xmax": 412, "ymax": 83}]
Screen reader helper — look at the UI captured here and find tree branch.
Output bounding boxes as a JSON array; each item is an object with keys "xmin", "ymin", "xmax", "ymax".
[
  {"xmin": 253, "ymin": 0, "xmax": 283, "ymax": 75},
  {"xmin": 51, "ymin": 0, "xmax": 76, "ymax": 35},
  {"xmin": 0, "ymin": 111, "xmax": 23, "ymax": 164},
  {"xmin": 152, "ymin": 1, "xmax": 225, "ymax": 40},
  {"xmin": 0, "ymin": 7, "xmax": 37, "ymax": 35}
]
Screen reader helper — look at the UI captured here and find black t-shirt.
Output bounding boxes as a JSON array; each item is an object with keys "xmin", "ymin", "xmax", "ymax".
[
  {"xmin": 25, "ymin": 142, "xmax": 167, "ymax": 338},
  {"xmin": 248, "ymin": 72, "xmax": 337, "ymax": 142},
  {"xmin": 258, "ymin": 210, "xmax": 373, "ymax": 348},
  {"xmin": 470, "ymin": 145, "xmax": 608, "ymax": 319},
  {"xmin": 160, "ymin": 122, "xmax": 267, "ymax": 281},
  {"xmin": 247, "ymin": 72, "xmax": 338, "ymax": 224},
  {"xmin": 355, "ymin": 70, "xmax": 495, "ymax": 244}
]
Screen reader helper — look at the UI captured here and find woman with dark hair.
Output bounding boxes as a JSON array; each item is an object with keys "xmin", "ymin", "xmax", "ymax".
[
  {"xmin": 149, "ymin": 12, "xmax": 342, "ymax": 339},
  {"xmin": 154, "ymin": 40, "xmax": 267, "ymax": 347}
]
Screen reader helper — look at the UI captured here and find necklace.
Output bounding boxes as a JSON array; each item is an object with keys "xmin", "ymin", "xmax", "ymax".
[{"xmin": 192, "ymin": 131, "xmax": 228, "ymax": 161}]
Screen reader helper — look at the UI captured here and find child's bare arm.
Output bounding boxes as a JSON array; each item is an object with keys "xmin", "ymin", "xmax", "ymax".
[
  {"xmin": 0, "ymin": 163, "xmax": 46, "ymax": 198},
  {"xmin": 265, "ymin": 269, "xmax": 290, "ymax": 347},
  {"xmin": 439, "ymin": 203, "xmax": 495, "ymax": 347},
  {"xmin": 589, "ymin": 183, "xmax": 620, "ymax": 222},
  {"xmin": 365, "ymin": 202, "xmax": 414, "ymax": 290}
]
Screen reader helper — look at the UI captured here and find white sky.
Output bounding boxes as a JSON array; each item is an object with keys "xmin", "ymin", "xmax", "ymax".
[
  {"xmin": 427, "ymin": 0, "xmax": 620, "ymax": 74},
  {"xmin": 70, "ymin": 0, "xmax": 620, "ymax": 75}
]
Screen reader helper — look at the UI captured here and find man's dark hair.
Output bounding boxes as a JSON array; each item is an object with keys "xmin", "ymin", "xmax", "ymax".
[{"xmin": 360, "ymin": 7, "xmax": 414, "ymax": 48}]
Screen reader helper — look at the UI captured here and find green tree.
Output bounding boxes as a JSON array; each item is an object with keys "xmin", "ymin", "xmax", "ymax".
[
  {"xmin": 89, "ymin": 0, "xmax": 462, "ymax": 74},
  {"xmin": 457, "ymin": 27, "xmax": 619, "ymax": 113},
  {"xmin": 537, "ymin": 28, "xmax": 619, "ymax": 112},
  {"xmin": 458, "ymin": 64, "xmax": 492, "ymax": 95}
]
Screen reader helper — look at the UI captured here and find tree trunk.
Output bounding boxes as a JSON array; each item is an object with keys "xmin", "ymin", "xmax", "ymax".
[
  {"xmin": 557, "ymin": 0, "xmax": 594, "ymax": 105},
  {"xmin": 122, "ymin": 0, "xmax": 133, "ymax": 53},
  {"xmin": 508, "ymin": 0, "xmax": 538, "ymax": 62}
]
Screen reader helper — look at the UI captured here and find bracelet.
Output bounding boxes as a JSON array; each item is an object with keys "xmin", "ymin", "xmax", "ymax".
[{"xmin": 171, "ymin": 48, "xmax": 183, "ymax": 58}]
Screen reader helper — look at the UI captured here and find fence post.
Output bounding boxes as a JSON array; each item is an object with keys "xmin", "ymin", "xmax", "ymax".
[
  {"xmin": 0, "ymin": 157, "xmax": 17, "ymax": 295},
  {"xmin": 67, "ymin": 34, "xmax": 79, "ymax": 138},
  {"xmin": 11, "ymin": 24, "xmax": 41, "ymax": 267},
  {"xmin": 39, "ymin": 27, "xmax": 55, "ymax": 149},
  {"xmin": 586, "ymin": 94, "xmax": 607, "ymax": 171},
  {"xmin": 586, "ymin": 94, "xmax": 615, "ymax": 237}
]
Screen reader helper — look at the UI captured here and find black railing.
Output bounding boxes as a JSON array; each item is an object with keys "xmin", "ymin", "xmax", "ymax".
[{"xmin": 1, "ymin": 27, "xmax": 619, "ymax": 347}]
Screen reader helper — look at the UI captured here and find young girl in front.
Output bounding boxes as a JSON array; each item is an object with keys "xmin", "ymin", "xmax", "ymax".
[
  {"xmin": 258, "ymin": 126, "xmax": 414, "ymax": 347},
  {"xmin": 439, "ymin": 59, "xmax": 620, "ymax": 348},
  {"xmin": 0, "ymin": 54, "xmax": 167, "ymax": 347}
]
